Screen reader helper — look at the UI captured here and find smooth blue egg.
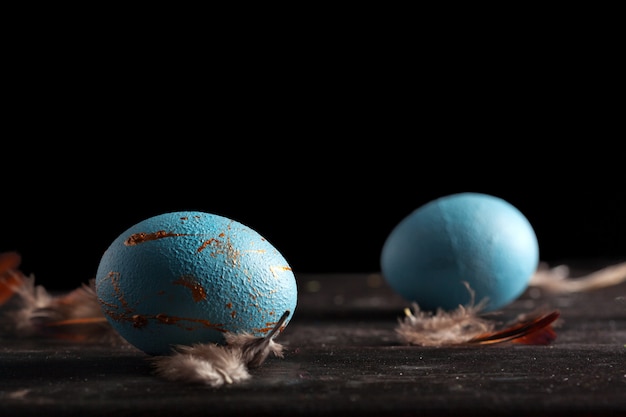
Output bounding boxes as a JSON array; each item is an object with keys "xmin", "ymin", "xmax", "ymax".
[
  {"xmin": 380, "ymin": 193, "xmax": 539, "ymax": 312},
  {"xmin": 95, "ymin": 211, "xmax": 298, "ymax": 355}
]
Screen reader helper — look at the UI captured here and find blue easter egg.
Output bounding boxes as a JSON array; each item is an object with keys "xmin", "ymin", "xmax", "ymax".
[
  {"xmin": 95, "ymin": 211, "xmax": 298, "ymax": 355},
  {"xmin": 380, "ymin": 193, "xmax": 539, "ymax": 312}
]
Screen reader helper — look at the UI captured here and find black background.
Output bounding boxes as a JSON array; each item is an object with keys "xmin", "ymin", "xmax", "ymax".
[
  {"xmin": 3, "ymin": 26, "xmax": 624, "ymax": 291},
  {"xmin": 3, "ymin": 145, "xmax": 624, "ymax": 291}
]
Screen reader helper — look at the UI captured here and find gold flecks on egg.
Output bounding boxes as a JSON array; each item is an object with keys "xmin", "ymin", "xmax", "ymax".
[{"xmin": 173, "ymin": 275, "xmax": 207, "ymax": 302}]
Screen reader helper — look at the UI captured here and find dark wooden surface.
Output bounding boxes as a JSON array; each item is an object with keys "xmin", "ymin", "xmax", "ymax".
[{"xmin": 1, "ymin": 261, "xmax": 625, "ymax": 417}]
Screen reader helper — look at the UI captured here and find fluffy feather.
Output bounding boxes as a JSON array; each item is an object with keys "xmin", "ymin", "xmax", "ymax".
[
  {"xmin": 396, "ymin": 302, "xmax": 495, "ymax": 346},
  {"xmin": 151, "ymin": 310, "xmax": 290, "ymax": 386},
  {"xmin": 396, "ymin": 282, "xmax": 559, "ymax": 346},
  {"xmin": 225, "ymin": 321, "xmax": 286, "ymax": 368},
  {"xmin": 0, "ymin": 252, "xmax": 124, "ymax": 344},
  {"xmin": 150, "ymin": 343, "xmax": 251, "ymax": 387},
  {"xmin": 530, "ymin": 261, "xmax": 626, "ymax": 293},
  {"xmin": 1, "ymin": 272, "xmax": 55, "ymax": 337}
]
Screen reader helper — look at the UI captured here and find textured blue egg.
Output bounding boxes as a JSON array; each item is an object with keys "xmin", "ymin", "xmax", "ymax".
[
  {"xmin": 380, "ymin": 193, "xmax": 539, "ymax": 312},
  {"xmin": 95, "ymin": 211, "xmax": 298, "ymax": 355}
]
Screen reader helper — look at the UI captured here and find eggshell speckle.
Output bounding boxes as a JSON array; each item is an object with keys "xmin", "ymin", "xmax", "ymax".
[
  {"xmin": 380, "ymin": 193, "xmax": 539, "ymax": 312},
  {"xmin": 95, "ymin": 211, "xmax": 298, "ymax": 355}
]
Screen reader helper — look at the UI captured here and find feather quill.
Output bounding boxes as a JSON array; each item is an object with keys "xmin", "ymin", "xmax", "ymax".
[
  {"xmin": 150, "ymin": 310, "xmax": 290, "ymax": 387},
  {"xmin": 468, "ymin": 310, "xmax": 560, "ymax": 345}
]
